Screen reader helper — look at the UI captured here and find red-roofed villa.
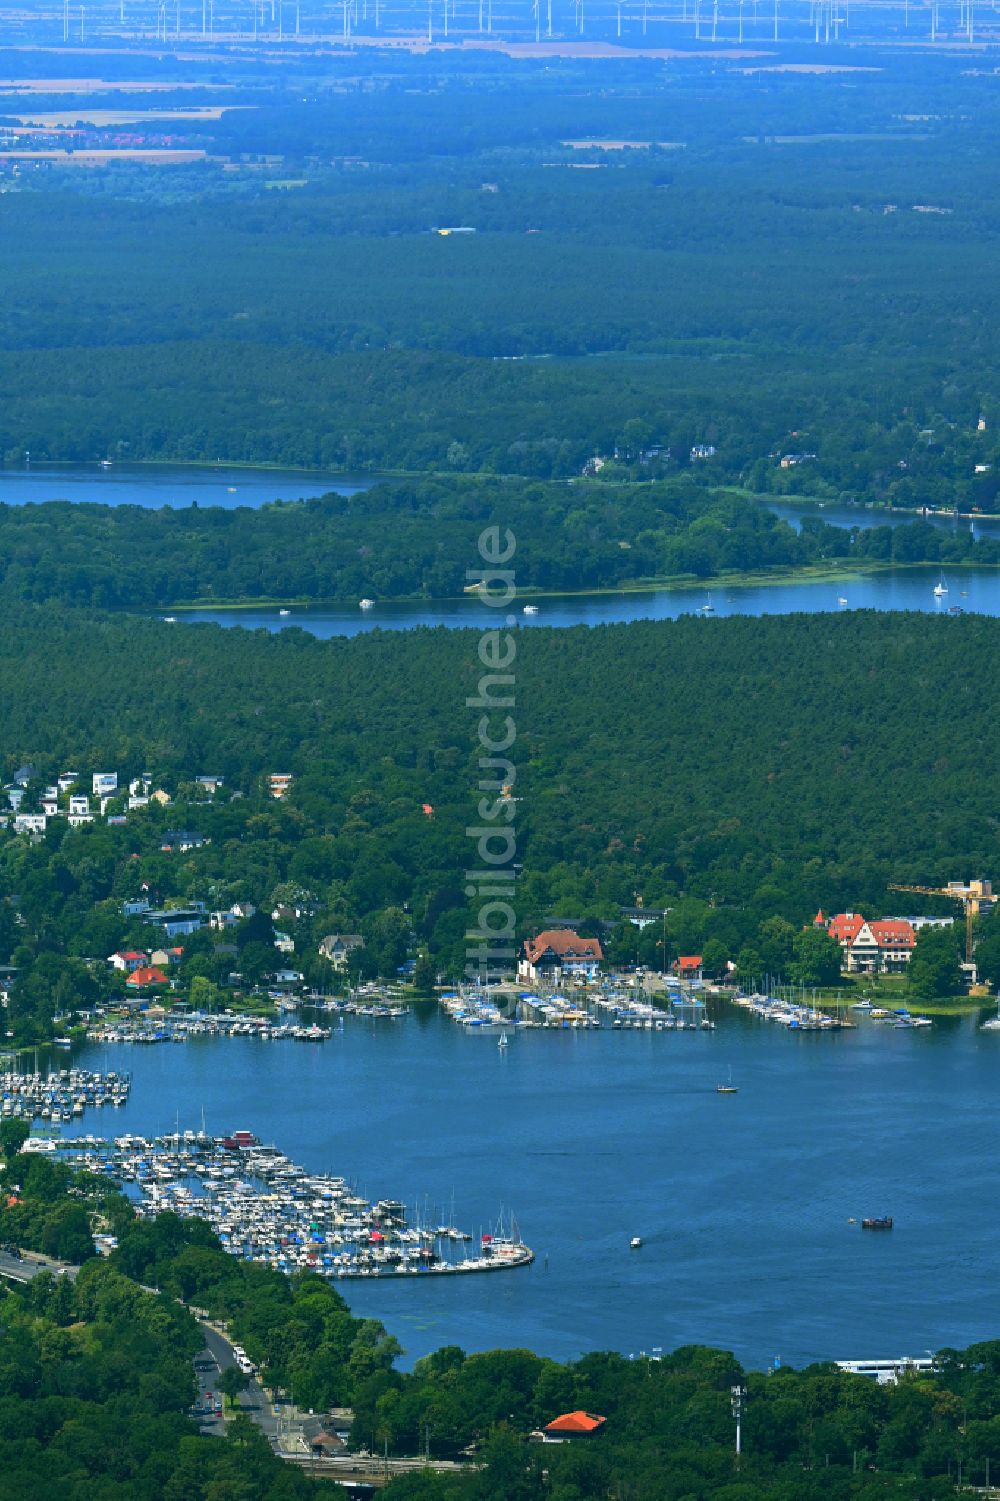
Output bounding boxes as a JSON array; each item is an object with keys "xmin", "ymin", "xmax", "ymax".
[
  {"xmin": 126, "ymin": 965, "xmax": 169, "ymax": 989},
  {"xmin": 518, "ymin": 930, "xmax": 603, "ymax": 982},
  {"xmin": 108, "ymin": 949, "xmax": 149, "ymax": 973},
  {"xmin": 824, "ymin": 912, "xmax": 916, "ymax": 974}
]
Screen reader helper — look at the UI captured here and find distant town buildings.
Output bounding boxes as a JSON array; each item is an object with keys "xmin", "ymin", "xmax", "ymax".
[{"xmin": 0, "ymin": 763, "xmax": 224, "ymax": 836}]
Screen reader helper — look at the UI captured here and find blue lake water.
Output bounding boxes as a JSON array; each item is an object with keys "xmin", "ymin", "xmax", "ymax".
[
  {"xmin": 178, "ymin": 567, "xmax": 998, "ymax": 637},
  {"xmin": 78, "ymin": 1005, "xmax": 1000, "ymax": 1370},
  {"xmin": 11, "ymin": 462, "xmax": 999, "ymax": 1367},
  {"xmin": 1, "ymin": 465, "xmax": 996, "ymax": 634},
  {"xmin": 0, "ymin": 463, "xmax": 375, "ymax": 509}
]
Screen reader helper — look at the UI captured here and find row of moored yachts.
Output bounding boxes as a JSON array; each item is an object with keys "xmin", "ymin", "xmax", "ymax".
[{"xmin": 0, "ymin": 1067, "xmax": 131, "ymax": 1121}]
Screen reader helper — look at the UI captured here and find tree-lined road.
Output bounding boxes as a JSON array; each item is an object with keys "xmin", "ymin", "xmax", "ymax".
[{"xmin": 1, "ymin": 1244, "xmax": 466, "ymax": 1482}]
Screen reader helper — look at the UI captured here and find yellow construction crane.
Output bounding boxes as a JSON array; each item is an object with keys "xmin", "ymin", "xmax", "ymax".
[{"xmin": 887, "ymin": 879, "xmax": 994, "ymax": 965}]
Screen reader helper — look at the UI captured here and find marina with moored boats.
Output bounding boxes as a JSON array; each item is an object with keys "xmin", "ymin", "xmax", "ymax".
[
  {"xmin": 56, "ymin": 1128, "xmax": 533, "ymax": 1280},
  {"xmin": 9, "ymin": 992, "xmax": 1000, "ymax": 1367},
  {"xmin": 1, "ymin": 1066, "xmax": 131, "ymax": 1122},
  {"xmin": 440, "ymin": 981, "xmax": 715, "ymax": 1032}
]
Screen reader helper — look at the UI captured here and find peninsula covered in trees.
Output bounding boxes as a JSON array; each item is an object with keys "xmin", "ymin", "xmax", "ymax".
[{"xmin": 0, "ymin": 483, "xmax": 998, "ymax": 608}]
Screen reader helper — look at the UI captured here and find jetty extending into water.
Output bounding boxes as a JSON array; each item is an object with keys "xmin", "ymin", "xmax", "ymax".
[
  {"xmin": 441, "ymin": 981, "xmax": 714, "ymax": 1032},
  {"xmin": 731, "ymin": 992, "xmax": 857, "ymax": 1030},
  {"xmin": 85, "ymin": 1015, "xmax": 334, "ymax": 1046},
  {"xmin": 59, "ymin": 1130, "xmax": 534, "ymax": 1281},
  {"xmin": 84, "ymin": 993, "xmax": 410, "ymax": 1048}
]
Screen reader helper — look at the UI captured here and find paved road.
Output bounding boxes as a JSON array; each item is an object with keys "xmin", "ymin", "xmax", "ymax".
[
  {"xmin": 0, "ymin": 1250, "xmax": 281, "ymax": 1442},
  {"xmin": 0, "ymin": 1248, "xmax": 464, "ymax": 1477},
  {"xmin": 197, "ymin": 1321, "xmax": 284, "ymax": 1447},
  {"xmin": 0, "ymin": 1248, "xmax": 75, "ymax": 1282}
]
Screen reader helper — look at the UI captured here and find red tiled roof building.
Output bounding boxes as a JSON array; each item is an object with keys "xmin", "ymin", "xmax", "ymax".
[
  {"xmin": 126, "ymin": 966, "xmax": 169, "ymax": 988},
  {"xmin": 543, "ymin": 1411, "xmax": 606, "ymax": 1438},
  {"xmin": 519, "ymin": 930, "xmax": 603, "ymax": 982}
]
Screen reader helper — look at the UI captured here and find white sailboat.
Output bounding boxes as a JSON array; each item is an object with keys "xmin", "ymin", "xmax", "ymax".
[
  {"xmin": 716, "ymin": 1066, "xmax": 738, "ymax": 1094},
  {"xmin": 700, "ymin": 593, "xmax": 714, "ymax": 613},
  {"xmin": 933, "ymin": 573, "xmax": 949, "ymax": 597},
  {"xmin": 981, "ymin": 993, "xmax": 1000, "ymax": 1032}
]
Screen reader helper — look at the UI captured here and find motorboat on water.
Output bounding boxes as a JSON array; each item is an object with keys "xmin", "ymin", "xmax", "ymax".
[
  {"xmin": 359, "ymin": 598, "xmax": 374, "ymax": 610},
  {"xmin": 522, "ymin": 604, "xmax": 539, "ymax": 615}
]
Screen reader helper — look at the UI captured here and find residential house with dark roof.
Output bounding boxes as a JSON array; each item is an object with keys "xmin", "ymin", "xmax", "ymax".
[
  {"xmin": 161, "ymin": 830, "xmax": 208, "ymax": 853},
  {"xmin": 319, "ymin": 934, "xmax": 365, "ymax": 970}
]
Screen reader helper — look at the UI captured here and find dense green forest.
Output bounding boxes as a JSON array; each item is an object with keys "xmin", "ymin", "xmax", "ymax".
[
  {"xmin": 5, "ymin": 1155, "xmax": 1000, "ymax": 1500},
  {"xmin": 0, "ymin": 606, "xmax": 996, "ymax": 1038},
  {"xmin": 0, "ymin": 50, "xmax": 998, "ymax": 499},
  {"xmin": 2, "ymin": 481, "xmax": 1000, "ymax": 606}
]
